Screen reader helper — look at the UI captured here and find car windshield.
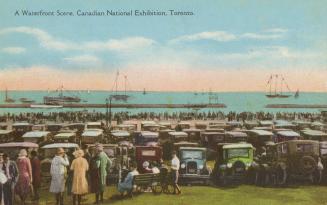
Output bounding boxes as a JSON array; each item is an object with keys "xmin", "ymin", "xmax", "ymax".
[
  {"xmin": 227, "ymin": 148, "xmax": 249, "ymax": 158},
  {"xmin": 181, "ymin": 150, "xmax": 204, "ymax": 159}
]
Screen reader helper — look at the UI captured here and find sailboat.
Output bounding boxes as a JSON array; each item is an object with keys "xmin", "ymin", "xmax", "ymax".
[
  {"xmin": 43, "ymin": 85, "xmax": 81, "ymax": 105},
  {"xmin": 4, "ymin": 88, "xmax": 15, "ymax": 103},
  {"xmin": 266, "ymin": 74, "xmax": 292, "ymax": 98},
  {"xmin": 143, "ymin": 88, "xmax": 147, "ymax": 95},
  {"xmin": 111, "ymin": 71, "xmax": 130, "ymax": 102},
  {"xmin": 294, "ymin": 89, "xmax": 299, "ymax": 98}
]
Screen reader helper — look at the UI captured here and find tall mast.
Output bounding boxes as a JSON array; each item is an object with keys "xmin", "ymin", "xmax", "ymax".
[
  {"xmin": 5, "ymin": 88, "xmax": 8, "ymax": 101},
  {"xmin": 115, "ymin": 71, "xmax": 119, "ymax": 93},
  {"xmin": 274, "ymin": 74, "xmax": 278, "ymax": 95},
  {"xmin": 280, "ymin": 76, "xmax": 283, "ymax": 95},
  {"xmin": 269, "ymin": 74, "xmax": 272, "ymax": 95},
  {"xmin": 124, "ymin": 75, "xmax": 127, "ymax": 95}
]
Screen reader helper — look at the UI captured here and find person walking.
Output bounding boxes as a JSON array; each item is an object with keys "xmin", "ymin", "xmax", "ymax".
[
  {"xmin": 0, "ymin": 153, "xmax": 18, "ymax": 205},
  {"xmin": 70, "ymin": 149, "xmax": 89, "ymax": 205},
  {"xmin": 30, "ymin": 151, "xmax": 41, "ymax": 201},
  {"xmin": 15, "ymin": 149, "xmax": 33, "ymax": 205},
  {"xmin": 50, "ymin": 148, "xmax": 69, "ymax": 205},
  {"xmin": 89, "ymin": 144, "xmax": 111, "ymax": 204},
  {"xmin": 171, "ymin": 151, "xmax": 181, "ymax": 195}
]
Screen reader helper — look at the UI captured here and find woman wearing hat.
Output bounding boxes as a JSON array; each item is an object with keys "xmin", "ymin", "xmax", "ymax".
[
  {"xmin": 70, "ymin": 149, "xmax": 89, "ymax": 205},
  {"xmin": 15, "ymin": 149, "xmax": 32, "ymax": 205},
  {"xmin": 50, "ymin": 148, "xmax": 69, "ymax": 205}
]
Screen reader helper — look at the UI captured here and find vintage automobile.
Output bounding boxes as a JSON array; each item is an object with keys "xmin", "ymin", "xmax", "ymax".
[
  {"xmin": 86, "ymin": 121, "xmax": 105, "ymax": 130},
  {"xmin": 158, "ymin": 129, "xmax": 174, "ymax": 145},
  {"xmin": 311, "ymin": 121, "xmax": 326, "ymax": 131},
  {"xmin": 177, "ymin": 147, "xmax": 211, "ymax": 185},
  {"xmin": 64, "ymin": 123, "xmax": 85, "ymax": 136},
  {"xmin": 201, "ymin": 132, "xmax": 225, "ymax": 149},
  {"xmin": 158, "ymin": 122, "xmax": 173, "ymax": 130},
  {"xmin": 22, "ymin": 131, "xmax": 53, "ymax": 146},
  {"xmin": 112, "ymin": 124, "xmax": 136, "ymax": 133},
  {"xmin": 0, "ymin": 123, "xmax": 8, "ymax": 130},
  {"xmin": 54, "ymin": 132, "xmax": 77, "ymax": 143},
  {"xmin": 110, "ymin": 131, "xmax": 133, "ymax": 147},
  {"xmin": 274, "ymin": 130, "xmax": 301, "ymax": 143},
  {"xmin": 46, "ymin": 123, "xmax": 65, "ymax": 135},
  {"xmin": 40, "ymin": 143, "xmax": 79, "ymax": 189},
  {"xmin": 135, "ymin": 146, "xmax": 162, "ymax": 173},
  {"xmin": 225, "ymin": 131, "xmax": 248, "ymax": 143},
  {"xmin": 81, "ymin": 129, "xmax": 104, "ymax": 144},
  {"xmin": 292, "ymin": 120, "xmax": 312, "ymax": 131},
  {"xmin": 134, "ymin": 131, "xmax": 159, "ymax": 146},
  {"xmin": 12, "ymin": 122, "xmax": 33, "ymax": 140},
  {"xmin": 247, "ymin": 129, "xmax": 274, "ymax": 155},
  {"xmin": 274, "ymin": 120, "xmax": 296, "ymax": 130},
  {"xmin": 213, "ymin": 143, "xmax": 255, "ymax": 185},
  {"xmin": 194, "ymin": 122, "xmax": 208, "ymax": 130},
  {"xmin": 301, "ymin": 129, "xmax": 327, "ymax": 141},
  {"xmin": 32, "ymin": 124, "xmax": 46, "ymax": 131},
  {"xmin": 183, "ymin": 128, "xmax": 202, "ymax": 143},
  {"xmin": 253, "ymin": 140, "xmax": 323, "ymax": 185},
  {"xmin": 0, "ymin": 130, "xmax": 14, "ymax": 143},
  {"xmin": 0, "ymin": 142, "xmax": 38, "ymax": 159},
  {"xmin": 226, "ymin": 121, "xmax": 243, "ymax": 131},
  {"xmin": 175, "ymin": 121, "xmax": 191, "ymax": 131},
  {"xmin": 259, "ymin": 120, "xmax": 274, "ymax": 128},
  {"xmin": 160, "ymin": 131, "xmax": 187, "ymax": 160},
  {"xmin": 141, "ymin": 121, "xmax": 159, "ymax": 132},
  {"xmin": 208, "ymin": 121, "xmax": 227, "ymax": 130},
  {"xmin": 244, "ymin": 121, "xmax": 259, "ymax": 130}
]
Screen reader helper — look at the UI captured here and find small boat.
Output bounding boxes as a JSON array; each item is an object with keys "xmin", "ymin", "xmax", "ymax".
[
  {"xmin": 266, "ymin": 74, "xmax": 292, "ymax": 98},
  {"xmin": 294, "ymin": 89, "xmax": 299, "ymax": 98},
  {"xmin": 143, "ymin": 88, "xmax": 147, "ymax": 95},
  {"xmin": 4, "ymin": 88, "xmax": 15, "ymax": 103},
  {"xmin": 30, "ymin": 104, "xmax": 63, "ymax": 108},
  {"xmin": 19, "ymin": 97, "xmax": 35, "ymax": 103},
  {"xmin": 111, "ymin": 71, "xmax": 130, "ymax": 101},
  {"xmin": 44, "ymin": 85, "xmax": 81, "ymax": 105}
]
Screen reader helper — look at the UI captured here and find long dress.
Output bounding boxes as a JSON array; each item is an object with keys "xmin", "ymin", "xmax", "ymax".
[
  {"xmin": 71, "ymin": 157, "xmax": 89, "ymax": 195},
  {"xmin": 15, "ymin": 157, "xmax": 32, "ymax": 198},
  {"xmin": 31, "ymin": 157, "xmax": 41, "ymax": 188},
  {"xmin": 50, "ymin": 155, "xmax": 69, "ymax": 193},
  {"xmin": 89, "ymin": 152, "xmax": 111, "ymax": 193}
]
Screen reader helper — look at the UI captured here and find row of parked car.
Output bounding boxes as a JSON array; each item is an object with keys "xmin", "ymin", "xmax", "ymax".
[{"xmin": 0, "ymin": 119, "xmax": 327, "ymax": 188}]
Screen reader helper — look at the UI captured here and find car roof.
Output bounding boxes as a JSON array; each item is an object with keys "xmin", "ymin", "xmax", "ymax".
[
  {"xmin": 82, "ymin": 129, "xmax": 103, "ymax": 137},
  {"xmin": 249, "ymin": 129, "xmax": 273, "ymax": 136},
  {"xmin": 168, "ymin": 131, "xmax": 188, "ymax": 136},
  {"xmin": 12, "ymin": 122, "xmax": 31, "ymax": 126},
  {"xmin": 42, "ymin": 143, "xmax": 79, "ymax": 149},
  {"xmin": 182, "ymin": 128, "xmax": 201, "ymax": 132},
  {"xmin": 278, "ymin": 139, "xmax": 319, "ymax": 145},
  {"xmin": 0, "ymin": 142, "xmax": 39, "ymax": 148},
  {"xmin": 86, "ymin": 122, "xmax": 102, "ymax": 125},
  {"xmin": 223, "ymin": 143, "xmax": 253, "ymax": 149},
  {"xmin": 179, "ymin": 147, "xmax": 206, "ymax": 151},
  {"xmin": 55, "ymin": 132, "xmax": 76, "ymax": 138},
  {"xmin": 276, "ymin": 130, "xmax": 300, "ymax": 137},
  {"xmin": 302, "ymin": 130, "xmax": 327, "ymax": 136},
  {"xmin": 0, "ymin": 130, "xmax": 13, "ymax": 135},
  {"xmin": 226, "ymin": 131, "xmax": 247, "ymax": 137},
  {"xmin": 22, "ymin": 131, "xmax": 51, "ymax": 138},
  {"xmin": 140, "ymin": 131, "xmax": 159, "ymax": 137},
  {"xmin": 111, "ymin": 131, "xmax": 130, "ymax": 137}
]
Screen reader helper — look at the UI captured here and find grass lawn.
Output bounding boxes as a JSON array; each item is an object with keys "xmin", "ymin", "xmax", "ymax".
[{"xmin": 23, "ymin": 184, "xmax": 327, "ymax": 205}]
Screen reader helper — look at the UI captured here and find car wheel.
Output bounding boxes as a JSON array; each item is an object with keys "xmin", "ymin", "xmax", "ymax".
[{"xmin": 276, "ymin": 167, "xmax": 287, "ymax": 186}]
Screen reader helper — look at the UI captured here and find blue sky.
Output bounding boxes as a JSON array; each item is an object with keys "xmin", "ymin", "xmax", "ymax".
[{"xmin": 0, "ymin": 0, "xmax": 326, "ymax": 91}]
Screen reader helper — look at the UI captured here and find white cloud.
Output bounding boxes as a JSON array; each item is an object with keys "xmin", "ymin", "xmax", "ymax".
[
  {"xmin": 1, "ymin": 46, "xmax": 26, "ymax": 54},
  {"xmin": 63, "ymin": 55, "xmax": 101, "ymax": 64},
  {"xmin": 171, "ymin": 28, "xmax": 288, "ymax": 43},
  {"xmin": 170, "ymin": 31, "xmax": 237, "ymax": 43},
  {"xmin": 0, "ymin": 26, "xmax": 156, "ymax": 52}
]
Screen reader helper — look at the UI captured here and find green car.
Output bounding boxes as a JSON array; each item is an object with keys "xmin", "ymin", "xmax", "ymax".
[{"xmin": 213, "ymin": 143, "xmax": 254, "ymax": 185}]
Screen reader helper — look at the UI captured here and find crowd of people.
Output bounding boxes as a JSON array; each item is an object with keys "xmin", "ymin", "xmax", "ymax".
[
  {"xmin": 0, "ymin": 110, "xmax": 324, "ymax": 124},
  {"xmin": 0, "ymin": 144, "xmax": 182, "ymax": 205}
]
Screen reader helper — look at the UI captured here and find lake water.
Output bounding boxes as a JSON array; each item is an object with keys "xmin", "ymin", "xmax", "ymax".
[{"xmin": 0, "ymin": 91, "xmax": 326, "ymax": 114}]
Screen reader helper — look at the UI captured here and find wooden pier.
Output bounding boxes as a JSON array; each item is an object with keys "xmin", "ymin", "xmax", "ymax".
[
  {"xmin": 266, "ymin": 104, "xmax": 327, "ymax": 109},
  {"xmin": 0, "ymin": 103, "xmax": 227, "ymax": 109}
]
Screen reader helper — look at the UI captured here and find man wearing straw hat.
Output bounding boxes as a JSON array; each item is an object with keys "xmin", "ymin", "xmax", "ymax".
[
  {"xmin": 50, "ymin": 148, "xmax": 70, "ymax": 205},
  {"xmin": 90, "ymin": 143, "xmax": 111, "ymax": 204}
]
